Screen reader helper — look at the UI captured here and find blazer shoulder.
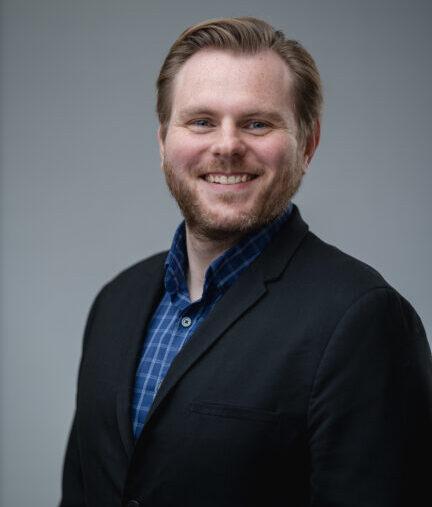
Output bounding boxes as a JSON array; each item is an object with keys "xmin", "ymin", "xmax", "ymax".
[
  {"xmin": 291, "ymin": 230, "xmax": 395, "ymax": 307},
  {"xmin": 307, "ymin": 231, "xmax": 388, "ymax": 283},
  {"xmin": 97, "ymin": 250, "xmax": 168, "ymax": 299},
  {"xmin": 268, "ymin": 207, "xmax": 391, "ymax": 300}
]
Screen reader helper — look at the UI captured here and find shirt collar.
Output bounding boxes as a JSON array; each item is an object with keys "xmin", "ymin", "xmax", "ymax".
[
  {"xmin": 164, "ymin": 222, "xmax": 189, "ymax": 298},
  {"xmin": 165, "ymin": 203, "xmax": 293, "ymax": 302}
]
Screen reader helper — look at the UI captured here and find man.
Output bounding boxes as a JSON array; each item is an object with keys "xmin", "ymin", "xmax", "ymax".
[{"xmin": 60, "ymin": 17, "xmax": 432, "ymax": 507}]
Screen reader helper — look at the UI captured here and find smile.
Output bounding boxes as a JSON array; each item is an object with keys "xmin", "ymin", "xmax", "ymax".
[{"xmin": 203, "ymin": 174, "xmax": 257, "ymax": 185}]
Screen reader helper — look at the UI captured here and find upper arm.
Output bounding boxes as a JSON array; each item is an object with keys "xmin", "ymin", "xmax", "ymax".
[
  {"xmin": 308, "ymin": 288, "xmax": 432, "ymax": 506},
  {"xmin": 59, "ymin": 288, "xmax": 105, "ymax": 507}
]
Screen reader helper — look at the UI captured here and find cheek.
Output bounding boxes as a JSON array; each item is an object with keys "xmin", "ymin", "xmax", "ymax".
[
  {"xmin": 252, "ymin": 134, "xmax": 297, "ymax": 168},
  {"xmin": 165, "ymin": 132, "xmax": 207, "ymax": 168},
  {"xmin": 254, "ymin": 144, "xmax": 293, "ymax": 172}
]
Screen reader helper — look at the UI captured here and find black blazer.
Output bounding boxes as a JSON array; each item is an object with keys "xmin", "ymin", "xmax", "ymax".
[{"xmin": 60, "ymin": 206, "xmax": 432, "ymax": 507}]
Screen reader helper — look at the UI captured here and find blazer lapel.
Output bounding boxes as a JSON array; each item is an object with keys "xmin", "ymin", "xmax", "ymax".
[
  {"xmin": 145, "ymin": 267, "xmax": 267, "ymax": 425},
  {"xmin": 115, "ymin": 254, "xmax": 166, "ymax": 459},
  {"xmin": 145, "ymin": 206, "xmax": 309, "ymax": 426}
]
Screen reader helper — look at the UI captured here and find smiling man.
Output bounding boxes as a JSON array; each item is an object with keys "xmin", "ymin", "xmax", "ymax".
[
  {"xmin": 161, "ymin": 48, "xmax": 305, "ymax": 236},
  {"xmin": 60, "ymin": 17, "xmax": 432, "ymax": 507}
]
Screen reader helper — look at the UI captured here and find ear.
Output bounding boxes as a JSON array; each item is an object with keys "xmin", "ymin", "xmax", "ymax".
[
  {"xmin": 302, "ymin": 119, "xmax": 321, "ymax": 174},
  {"xmin": 157, "ymin": 125, "xmax": 165, "ymax": 161}
]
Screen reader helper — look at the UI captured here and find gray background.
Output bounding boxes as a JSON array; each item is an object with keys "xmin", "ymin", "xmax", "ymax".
[{"xmin": 1, "ymin": 0, "xmax": 431, "ymax": 505}]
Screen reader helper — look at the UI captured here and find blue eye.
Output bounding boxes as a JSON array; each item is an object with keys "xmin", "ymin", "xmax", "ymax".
[
  {"xmin": 191, "ymin": 119, "xmax": 210, "ymax": 127},
  {"xmin": 247, "ymin": 121, "xmax": 267, "ymax": 129}
]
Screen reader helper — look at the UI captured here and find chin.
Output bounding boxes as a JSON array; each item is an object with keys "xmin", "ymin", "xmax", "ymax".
[{"xmin": 185, "ymin": 205, "xmax": 275, "ymax": 241}]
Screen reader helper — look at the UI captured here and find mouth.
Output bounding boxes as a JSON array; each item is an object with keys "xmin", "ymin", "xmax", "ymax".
[{"xmin": 201, "ymin": 173, "xmax": 258, "ymax": 185}]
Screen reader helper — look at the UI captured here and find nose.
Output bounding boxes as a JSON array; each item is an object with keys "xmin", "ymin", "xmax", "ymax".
[{"xmin": 210, "ymin": 123, "xmax": 246, "ymax": 160}]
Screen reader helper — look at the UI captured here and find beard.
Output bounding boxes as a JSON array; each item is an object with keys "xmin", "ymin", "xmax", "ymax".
[{"xmin": 163, "ymin": 157, "xmax": 304, "ymax": 241}]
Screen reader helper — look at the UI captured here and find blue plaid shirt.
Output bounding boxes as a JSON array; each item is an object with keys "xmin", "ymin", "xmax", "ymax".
[{"xmin": 131, "ymin": 204, "xmax": 292, "ymax": 439}]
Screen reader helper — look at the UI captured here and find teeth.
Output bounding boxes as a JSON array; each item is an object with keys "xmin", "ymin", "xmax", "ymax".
[{"xmin": 205, "ymin": 174, "xmax": 254, "ymax": 185}]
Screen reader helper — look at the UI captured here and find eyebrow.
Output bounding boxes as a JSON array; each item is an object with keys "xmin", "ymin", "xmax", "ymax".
[
  {"xmin": 177, "ymin": 108, "xmax": 215, "ymax": 121},
  {"xmin": 241, "ymin": 111, "xmax": 287, "ymax": 123}
]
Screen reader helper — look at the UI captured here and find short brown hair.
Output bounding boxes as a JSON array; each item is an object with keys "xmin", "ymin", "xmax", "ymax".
[{"xmin": 156, "ymin": 16, "xmax": 323, "ymax": 144}]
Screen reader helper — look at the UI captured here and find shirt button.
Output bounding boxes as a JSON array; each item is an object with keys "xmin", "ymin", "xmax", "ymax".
[{"xmin": 181, "ymin": 316, "xmax": 192, "ymax": 328}]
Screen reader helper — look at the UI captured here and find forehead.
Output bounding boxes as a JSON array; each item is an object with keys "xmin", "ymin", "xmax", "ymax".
[{"xmin": 170, "ymin": 48, "xmax": 295, "ymax": 115}]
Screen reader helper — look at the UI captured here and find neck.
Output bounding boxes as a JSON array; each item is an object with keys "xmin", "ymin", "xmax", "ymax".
[{"xmin": 185, "ymin": 225, "xmax": 241, "ymax": 302}]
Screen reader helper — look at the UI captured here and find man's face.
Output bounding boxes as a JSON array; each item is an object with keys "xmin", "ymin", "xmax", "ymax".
[{"xmin": 159, "ymin": 48, "xmax": 313, "ymax": 240}]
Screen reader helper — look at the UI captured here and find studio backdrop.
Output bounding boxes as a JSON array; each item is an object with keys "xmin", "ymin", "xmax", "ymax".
[{"xmin": 1, "ymin": 1, "xmax": 431, "ymax": 505}]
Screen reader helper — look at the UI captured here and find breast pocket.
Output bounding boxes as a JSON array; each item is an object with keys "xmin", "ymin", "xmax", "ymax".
[
  {"xmin": 189, "ymin": 401, "xmax": 280, "ymax": 424},
  {"xmin": 187, "ymin": 401, "xmax": 281, "ymax": 470}
]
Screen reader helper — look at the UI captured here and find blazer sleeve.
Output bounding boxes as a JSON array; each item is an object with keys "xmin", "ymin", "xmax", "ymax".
[
  {"xmin": 59, "ymin": 289, "xmax": 103, "ymax": 507},
  {"xmin": 308, "ymin": 287, "xmax": 432, "ymax": 507},
  {"xmin": 59, "ymin": 415, "xmax": 84, "ymax": 507}
]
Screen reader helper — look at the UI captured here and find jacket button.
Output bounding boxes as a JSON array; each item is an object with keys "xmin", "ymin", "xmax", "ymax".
[{"xmin": 126, "ymin": 501, "xmax": 140, "ymax": 507}]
